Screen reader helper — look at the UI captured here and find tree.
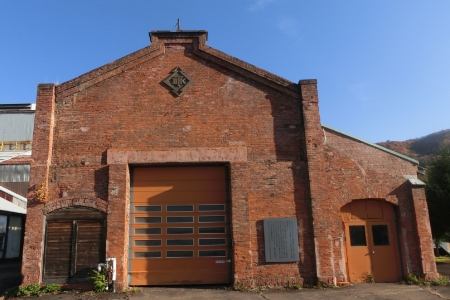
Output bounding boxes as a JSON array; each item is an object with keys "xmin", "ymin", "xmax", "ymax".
[{"xmin": 425, "ymin": 149, "xmax": 450, "ymax": 253}]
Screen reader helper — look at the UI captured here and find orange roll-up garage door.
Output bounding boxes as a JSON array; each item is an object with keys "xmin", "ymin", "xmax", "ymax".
[{"xmin": 130, "ymin": 165, "xmax": 231, "ymax": 285}]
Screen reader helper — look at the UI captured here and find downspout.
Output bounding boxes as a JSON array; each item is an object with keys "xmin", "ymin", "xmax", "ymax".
[{"xmin": 98, "ymin": 257, "xmax": 116, "ymax": 292}]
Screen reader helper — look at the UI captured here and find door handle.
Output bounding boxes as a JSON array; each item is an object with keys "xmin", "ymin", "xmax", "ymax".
[{"xmin": 372, "ymin": 250, "xmax": 375, "ymax": 254}]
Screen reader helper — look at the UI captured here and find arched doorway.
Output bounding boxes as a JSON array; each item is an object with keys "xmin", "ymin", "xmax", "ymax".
[
  {"xmin": 43, "ymin": 207, "xmax": 106, "ymax": 283},
  {"xmin": 341, "ymin": 199, "xmax": 402, "ymax": 283}
]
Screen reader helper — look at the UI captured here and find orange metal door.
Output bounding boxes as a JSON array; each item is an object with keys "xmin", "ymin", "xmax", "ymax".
[
  {"xmin": 130, "ymin": 166, "xmax": 231, "ymax": 285},
  {"xmin": 344, "ymin": 222, "xmax": 372, "ymax": 282},
  {"xmin": 367, "ymin": 221, "xmax": 400, "ymax": 282},
  {"xmin": 342, "ymin": 200, "xmax": 401, "ymax": 283}
]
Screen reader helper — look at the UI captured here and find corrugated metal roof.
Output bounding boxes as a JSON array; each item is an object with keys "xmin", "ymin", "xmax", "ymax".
[
  {"xmin": 0, "ymin": 164, "xmax": 30, "ymax": 182},
  {"xmin": 0, "ymin": 112, "xmax": 35, "ymax": 141},
  {"xmin": 0, "ymin": 197, "xmax": 26, "ymax": 214},
  {"xmin": 322, "ymin": 124, "xmax": 419, "ymax": 165}
]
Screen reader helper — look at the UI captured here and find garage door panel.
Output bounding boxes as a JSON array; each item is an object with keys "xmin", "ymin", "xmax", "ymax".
[
  {"xmin": 131, "ymin": 257, "xmax": 230, "ymax": 285},
  {"xmin": 130, "ymin": 166, "xmax": 231, "ymax": 286},
  {"xmin": 134, "ymin": 167, "xmax": 225, "ymax": 181},
  {"xmin": 133, "ymin": 181, "xmax": 226, "ymax": 191},
  {"xmin": 132, "ymin": 191, "xmax": 227, "ymax": 203}
]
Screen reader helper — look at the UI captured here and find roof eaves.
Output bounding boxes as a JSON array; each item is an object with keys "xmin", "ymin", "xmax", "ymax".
[
  {"xmin": 0, "ymin": 197, "xmax": 26, "ymax": 214},
  {"xmin": 322, "ymin": 124, "xmax": 419, "ymax": 165},
  {"xmin": 194, "ymin": 44, "xmax": 299, "ymax": 98},
  {"xmin": 55, "ymin": 42, "xmax": 164, "ymax": 99},
  {"xmin": 0, "ymin": 185, "xmax": 28, "ymax": 202}
]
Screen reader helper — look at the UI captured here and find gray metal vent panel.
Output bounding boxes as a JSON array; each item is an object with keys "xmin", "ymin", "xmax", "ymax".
[{"xmin": 0, "ymin": 113, "xmax": 35, "ymax": 141}]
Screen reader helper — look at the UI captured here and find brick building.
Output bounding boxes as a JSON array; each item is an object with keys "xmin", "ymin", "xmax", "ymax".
[
  {"xmin": 22, "ymin": 30, "xmax": 437, "ymax": 289},
  {"xmin": 0, "ymin": 103, "xmax": 34, "ymax": 261}
]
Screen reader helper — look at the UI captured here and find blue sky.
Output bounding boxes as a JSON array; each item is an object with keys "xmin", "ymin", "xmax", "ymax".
[{"xmin": 1, "ymin": 0, "xmax": 449, "ymax": 143}]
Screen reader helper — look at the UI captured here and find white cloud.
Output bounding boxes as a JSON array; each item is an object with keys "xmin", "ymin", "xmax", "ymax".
[
  {"xmin": 249, "ymin": 0, "xmax": 273, "ymax": 11},
  {"xmin": 277, "ymin": 16, "xmax": 301, "ymax": 40}
]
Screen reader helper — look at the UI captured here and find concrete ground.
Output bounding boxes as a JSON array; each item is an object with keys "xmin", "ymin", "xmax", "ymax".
[
  {"xmin": 7, "ymin": 284, "xmax": 450, "ymax": 300},
  {"xmin": 2, "ymin": 260, "xmax": 450, "ymax": 299}
]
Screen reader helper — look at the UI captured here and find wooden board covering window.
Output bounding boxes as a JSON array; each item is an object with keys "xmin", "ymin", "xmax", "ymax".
[
  {"xmin": 43, "ymin": 221, "xmax": 72, "ymax": 281},
  {"xmin": 43, "ymin": 207, "xmax": 105, "ymax": 283}
]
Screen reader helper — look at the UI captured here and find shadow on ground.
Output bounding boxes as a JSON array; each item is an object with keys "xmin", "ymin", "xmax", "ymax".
[{"xmin": 1, "ymin": 260, "xmax": 450, "ymax": 300}]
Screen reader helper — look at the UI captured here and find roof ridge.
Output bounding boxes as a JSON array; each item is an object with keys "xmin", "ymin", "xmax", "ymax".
[{"xmin": 54, "ymin": 31, "xmax": 300, "ymax": 99}]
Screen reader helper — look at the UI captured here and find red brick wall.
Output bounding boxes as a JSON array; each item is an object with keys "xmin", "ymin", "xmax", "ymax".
[
  {"xmin": 22, "ymin": 31, "xmax": 437, "ymax": 289},
  {"xmin": 23, "ymin": 32, "xmax": 314, "ymax": 288},
  {"xmin": 22, "ymin": 84, "xmax": 55, "ymax": 284},
  {"xmin": 320, "ymin": 127, "xmax": 437, "ymax": 280}
]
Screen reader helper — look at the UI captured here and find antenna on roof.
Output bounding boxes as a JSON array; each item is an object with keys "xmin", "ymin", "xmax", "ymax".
[{"xmin": 171, "ymin": 19, "xmax": 181, "ymax": 32}]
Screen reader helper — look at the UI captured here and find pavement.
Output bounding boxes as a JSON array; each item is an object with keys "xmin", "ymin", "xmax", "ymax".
[
  {"xmin": 4, "ymin": 284, "xmax": 450, "ymax": 300},
  {"xmin": 2, "ymin": 259, "xmax": 450, "ymax": 299}
]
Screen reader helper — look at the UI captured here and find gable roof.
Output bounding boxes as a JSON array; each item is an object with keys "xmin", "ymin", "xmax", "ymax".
[
  {"xmin": 56, "ymin": 30, "xmax": 300, "ymax": 99},
  {"xmin": 322, "ymin": 124, "xmax": 419, "ymax": 165}
]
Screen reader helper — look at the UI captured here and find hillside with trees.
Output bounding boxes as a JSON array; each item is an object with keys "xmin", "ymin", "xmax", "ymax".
[
  {"xmin": 377, "ymin": 129, "xmax": 450, "ymax": 166},
  {"xmin": 378, "ymin": 129, "xmax": 450, "ymax": 246}
]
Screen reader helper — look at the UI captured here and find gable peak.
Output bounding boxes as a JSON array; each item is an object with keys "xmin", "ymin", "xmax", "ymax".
[{"xmin": 149, "ymin": 30, "xmax": 208, "ymax": 45}]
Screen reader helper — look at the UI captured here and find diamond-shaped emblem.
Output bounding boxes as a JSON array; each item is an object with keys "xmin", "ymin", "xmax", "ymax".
[{"xmin": 162, "ymin": 67, "xmax": 192, "ymax": 96}]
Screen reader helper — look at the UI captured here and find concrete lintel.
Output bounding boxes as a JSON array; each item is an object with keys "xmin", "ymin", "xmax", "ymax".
[
  {"xmin": 107, "ymin": 148, "xmax": 247, "ymax": 164},
  {"xmin": 407, "ymin": 178, "xmax": 426, "ymax": 187}
]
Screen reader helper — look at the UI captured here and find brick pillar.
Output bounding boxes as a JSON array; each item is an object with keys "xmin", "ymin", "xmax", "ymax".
[
  {"xmin": 107, "ymin": 164, "xmax": 130, "ymax": 291},
  {"xmin": 410, "ymin": 185, "xmax": 439, "ymax": 279},
  {"xmin": 22, "ymin": 84, "xmax": 55, "ymax": 284},
  {"xmin": 299, "ymin": 79, "xmax": 334, "ymax": 284},
  {"xmin": 229, "ymin": 163, "xmax": 253, "ymax": 286}
]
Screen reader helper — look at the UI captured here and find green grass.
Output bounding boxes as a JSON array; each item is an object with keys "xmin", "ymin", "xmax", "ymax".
[{"xmin": 435, "ymin": 256, "xmax": 450, "ymax": 263}]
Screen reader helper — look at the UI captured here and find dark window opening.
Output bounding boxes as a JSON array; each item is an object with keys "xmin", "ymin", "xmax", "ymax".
[
  {"xmin": 349, "ymin": 225, "xmax": 367, "ymax": 246},
  {"xmin": 372, "ymin": 225, "xmax": 390, "ymax": 246}
]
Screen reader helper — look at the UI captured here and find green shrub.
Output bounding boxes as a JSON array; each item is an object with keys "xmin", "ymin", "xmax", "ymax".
[
  {"xmin": 2, "ymin": 283, "xmax": 63, "ymax": 298},
  {"xmin": 16, "ymin": 283, "xmax": 42, "ymax": 296},
  {"xmin": 406, "ymin": 273, "xmax": 449, "ymax": 286},
  {"xmin": 42, "ymin": 283, "xmax": 61, "ymax": 293},
  {"xmin": 87, "ymin": 269, "xmax": 108, "ymax": 292},
  {"xmin": 407, "ymin": 273, "xmax": 426, "ymax": 285},
  {"xmin": 431, "ymin": 275, "xmax": 449, "ymax": 286}
]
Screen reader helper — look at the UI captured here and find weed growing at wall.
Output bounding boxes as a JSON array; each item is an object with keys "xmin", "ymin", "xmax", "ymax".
[
  {"xmin": 87, "ymin": 269, "xmax": 108, "ymax": 292},
  {"xmin": 431, "ymin": 275, "xmax": 449, "ymax": 286},
  {"xmin": 2, "ymin": 283, "xmax": 61, "ymax": 298},
  {"xmin": 41, "ymin": 283, "xmax": 61, "ymax": 293},
  {"xmin": 124, "ymin": 286, "xmax": 140, "ymax": 293},
  {"xmin": 406, "ymin": 273, "xmax": 449, "ymax": 286}
]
